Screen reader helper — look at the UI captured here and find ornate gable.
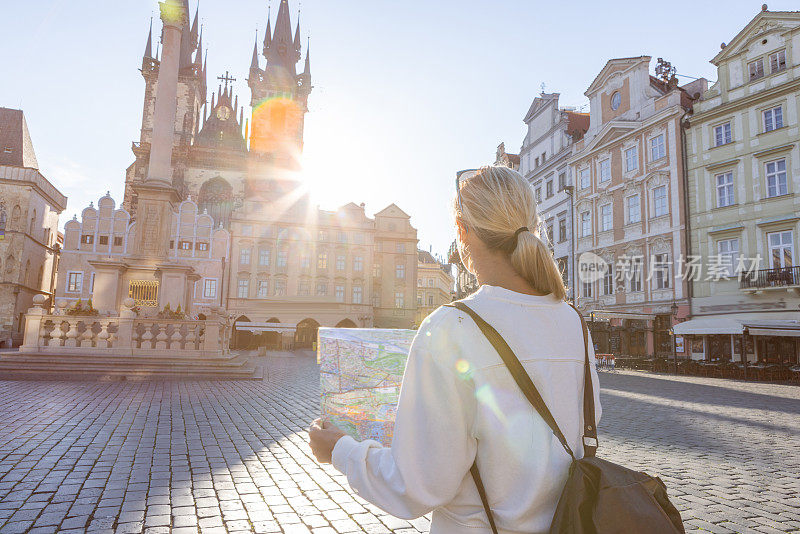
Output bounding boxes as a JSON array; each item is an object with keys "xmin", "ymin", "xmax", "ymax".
[
  {"xmin": 711, "ymin": 11, "xmax": 800, "ymax": 66},
  {"xmin": 585, "ymin": 56, "xmax": 650, "ymax": 97}
]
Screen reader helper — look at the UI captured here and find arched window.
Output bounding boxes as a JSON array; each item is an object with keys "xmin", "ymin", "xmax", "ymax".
[
  {"xmin": 37, "ymin": 267, "xmax": 43, "ymax": 289},
  {"xmin": 0, "ymin": 208, "xmax": 6, "ymax": 232},
  {"xmin": 29, "ymin": 209, "xmax": 36, "ymax": 235},
  {"xmin": 198, "ymin": 177, "xmax": 233, "ymax": 229},
  {"xmin": 11, "ymin": 205, "xmax": 21, "ymax": 228},
  {"xmin": 24, "ymin": 260, "xmax": 30, "ymax": 286}
]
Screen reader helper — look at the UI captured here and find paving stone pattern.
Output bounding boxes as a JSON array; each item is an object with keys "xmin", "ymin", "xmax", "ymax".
[{"xmin": 0, "ymin": 354, "xmax": 798, "ymax": 534}]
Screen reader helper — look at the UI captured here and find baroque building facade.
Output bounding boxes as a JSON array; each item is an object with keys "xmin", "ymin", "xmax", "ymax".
[
  {"xmin": 0, "ymin": 108, "xmax": 66, "ymax": 346},
  {"xmin": 519, "ymin": 93, "xmax": 589, "ymax": 299},
  {"xmin": 678, "ymin": 7, "xmax": 800, "ymax": 363},
  {"xmin": 569, "ymin": 56, "xmax": 706, "ymax": 358},
  {"xmin": 55, "ymin": 0, "xmax": 418, "ymax": 350},
  {"xmin": 415, "ymin": 249, "xmax": 454, "ymax": 327}
]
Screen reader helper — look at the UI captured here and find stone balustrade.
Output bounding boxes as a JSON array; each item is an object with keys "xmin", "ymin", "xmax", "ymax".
[{"xmin": 20, "ymin": 296, "xmax": 232, "ymax": 357}]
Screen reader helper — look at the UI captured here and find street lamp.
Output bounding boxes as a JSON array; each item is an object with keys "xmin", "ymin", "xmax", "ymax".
[{"xmin": 671, "ymin": 302, "xmax": 679, "ymax": 374}]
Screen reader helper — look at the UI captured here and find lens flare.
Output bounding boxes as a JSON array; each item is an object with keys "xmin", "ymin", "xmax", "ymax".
[
  {"xmin": 475, "ymin": 384, "xmax": 507, "ymax": 426},
  {"xmin": 455, "ymin": 359, "xmax": 472, "ymax": 380},
  {"xmin": 251, "ymin": 96, "xmax": 303, "ymax": 156}
]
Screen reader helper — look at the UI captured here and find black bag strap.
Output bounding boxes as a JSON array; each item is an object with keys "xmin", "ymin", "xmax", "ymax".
[{"xmin": 445, "ymin": 300, "xmax": 598, "ymax": 534}]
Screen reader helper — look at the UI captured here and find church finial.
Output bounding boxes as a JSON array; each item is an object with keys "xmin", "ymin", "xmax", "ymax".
[
  {"xmin": 144, "ymin": 17, "xmax": 154, "ymax": 59},
  {"xmin": 250, "ymin": 30, "xmax": 260, "ymax": 70}
]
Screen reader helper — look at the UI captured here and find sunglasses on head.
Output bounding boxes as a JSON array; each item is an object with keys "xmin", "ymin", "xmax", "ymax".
[{"xmin": 455, "ymin": 168, "xmax": 479, "ymax": 217}]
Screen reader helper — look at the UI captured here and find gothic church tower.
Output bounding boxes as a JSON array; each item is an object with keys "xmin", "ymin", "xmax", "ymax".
[
  {"xmin": 123, "ymin": 1, "xmax": 207, "ymax": 214},
  {"xmin": 247, "ymin": 0, "xmax": 311, "ymax": 170}
]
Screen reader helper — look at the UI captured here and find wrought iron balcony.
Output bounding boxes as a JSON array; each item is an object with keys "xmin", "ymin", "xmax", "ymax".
[{"xmin": 740, "ymin": 266, "xmax": 800, "ymax": 290}]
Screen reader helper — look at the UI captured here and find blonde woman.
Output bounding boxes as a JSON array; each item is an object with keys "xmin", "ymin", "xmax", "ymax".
[{"xmin": 309, "ymin": 165, "xmax": 601, "ymax": 534}]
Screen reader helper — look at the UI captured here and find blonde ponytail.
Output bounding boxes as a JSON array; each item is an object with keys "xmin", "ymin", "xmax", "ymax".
[{"xmin": 455, "ymin": 165, "xmax": 567, "ymax": 300}]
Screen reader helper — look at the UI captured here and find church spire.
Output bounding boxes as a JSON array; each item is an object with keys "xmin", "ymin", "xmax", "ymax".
[
  {"xmin": 194, "ymin": 26, "xmax": 203, "ymax": 69},
  {"xmin": 294, "ymin": 11, "xmax": 302, "ymax": 55},
  {"xmin": 143, "ymin": 18, "xmax": 153, "ymax": 59},
  {"xmin": 250, "ymin": 30, "xmax": 260, "ymax": 71},
  {"xmin": 190, "ymin": 2, "xmax": 199, "ymax": 44},
  {"xmin": 263, "ymin": 5, "xmax": 272, "ymax": 55},
  {"xmin": 303, "ymin": 38, "xmax": 310, "ymax": 76}
]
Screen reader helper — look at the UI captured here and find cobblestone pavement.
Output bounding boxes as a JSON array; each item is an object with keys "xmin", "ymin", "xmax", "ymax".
[{"xmin": 0, "ymin": 354, "xmax": 798, "ymax": 534}]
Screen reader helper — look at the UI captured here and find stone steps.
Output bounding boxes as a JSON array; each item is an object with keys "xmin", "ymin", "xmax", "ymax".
[{"xmin": 0, "ymin": 351, "xmax": 261, "ymax": 381}]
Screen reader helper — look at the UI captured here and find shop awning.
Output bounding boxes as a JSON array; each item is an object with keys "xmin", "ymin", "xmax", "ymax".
[
  {"xmin": 673, "ymin": 317, "xmax": 800, "ymax": 337},
  {"xmin": 673, "ymin": 317, "xmax": 743, "ymax": 335},
  {"xmin": 743, "ymin": 321, "xmax": 800, "ymax": 338}
]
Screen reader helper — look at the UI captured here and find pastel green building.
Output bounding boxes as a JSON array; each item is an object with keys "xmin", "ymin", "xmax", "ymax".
[{"xmin": 680, "ymin": 7, "xmax": 800, "ymax": 363}]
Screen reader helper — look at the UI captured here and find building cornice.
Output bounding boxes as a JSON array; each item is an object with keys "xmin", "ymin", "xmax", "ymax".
[{"xmin": 691, "ymin": 77, "xmax": 800, "ymax": 124}]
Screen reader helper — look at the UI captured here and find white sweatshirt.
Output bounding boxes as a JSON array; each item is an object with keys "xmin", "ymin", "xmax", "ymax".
[{"xmin": 331, "ymin": 285, "xmax": 602, "ymax": 534}]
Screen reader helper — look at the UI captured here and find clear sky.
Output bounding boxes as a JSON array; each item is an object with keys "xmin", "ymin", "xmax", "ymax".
[{"xmin": 1, "ymin": 0, "xmax": 790, "ymax": 258}]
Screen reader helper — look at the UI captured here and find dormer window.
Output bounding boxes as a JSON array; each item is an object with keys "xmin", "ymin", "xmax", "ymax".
[
  {"xmin": 748, "ymin": 59, "xmax": 764, "ymax": 81},
  {"xmin": 769, "ymin": 50, "xmax": 786, "ymax": 74}
]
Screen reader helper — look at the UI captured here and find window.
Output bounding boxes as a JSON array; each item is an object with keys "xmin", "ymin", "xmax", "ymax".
[
  {"xmin": 652, "ymin": 186, "xmax": 667, "ymax": 217},
  {"xmin": 352, "ymin": 286, "xmax": 363, "ymax": 304},
  {"xmin": 765, "ymin": 159, "xmax": 788, "ymax": 197},
  {"xmin": 629, "ymin": 257, "xmax": 643, "ymax": 292},
  {"xmin": 624, "ymin": 147, "xmax": 638, "ymax": 172},
  {"xmin": 626, "ymin": 195, "xmax": 641, "ymax": 224},
  {"xmin": 535, "ymin": 156, "xmax": 540, "ymax": 168},
  {"xmin": 748, "ymin": 58, "xmax": 764, "ymax": 81},
  {"xmin": 546, "ymin": 223, "xmax": 554, "ymax": 244},
  {"xmin": 335, "ymin": 285, "xmax": 345, "ymax": 302},
  {"xmin": 373, "ymin": 263, "xmax": 381, "ymax": 277},
  {"xmin": 317, "ymin": 252, "xmax": 327, "ymax": 269},
  {"xmin": 180, "ymin": 241, "xmax": 192, "ymax": 250},
  {"xmin": 600, "ymin": 204, "xmax": 612, "ymax": 232},
  {"xmin": 603, "ymin": 263, "xmax": 614, "ymax": 295},
  {"xmin": 546, "ymin": 180, "xmax": 554, "ymax": 198},
  {"xmin": 558, "ymin": 216, "xmax": 567, "ymax": 243},
  {"xmin": 763, "ymin": 106, "xmax": 783, "ymax": 132},
  {"xmin": 541, "ymin": 152, "xmax": 546, "ymax": 163},
  {"xmin": 67, "ymin": 272, "xmax": 83, "ymax": 293},
  {"xmin": 203, "ymin": 279, "xmax": 217, "ymax": 298},
  {"xmin": 428, "ymin": 295, "xmax": 434, "ymax": 307},
  {"xmin": 652, "ymin": 253, "xmax": 670, "ymax": 289},
  {"xmin": 81, "ymin": 235, "xmax": 94, "ymax": 245},
  {"xmin": 98, "ymin": 235, "xmax": 109, "ymax": 246},
  {"xmin": 715, "ymin": 172, "xmax": 734, "ymax": 207},
  {"xmin": 417, "ymin": 278, "xmax": 422, "ymax": 287},
  {"xmin": 300, "ymin": 255, "xmax": 311, "ymax": 270},
  {"xmin": 396, "ymin": 263, "xmax": 405, "ymax": 279},
  {"xmin": 768, "ymin": 230, "xmax": 793, "ymax": 269},
  {"xmin": 535, "ymin": 187, "xmax": 542, "ymax": 202},
  {"xmin": 336, "ymin": 255, "xmax": 346, "ymax": 271},
  {"xmin": 196, "ymin": 242, "xmax": 208, "ymax": 251},
  {"xmin": 277, "ymin": 250, "xmax": 288, "ymax": 268},
  {"xmin": 316, "ymin": 282, "xmax": 328, "ymax": 296},
  {"xmin": 580, "ymin": 211, "xmax": 591, "ymax": 237},
  {"xmin": 599, "ymin": 159, "xmax": 610, "ymax": 183},
  {"xmin": 769, "ymin": 50, "xmax": 786, "ymax": 74},
  {"xmin": 395, "ymin": 291, "xmax": 405, "ymax": 309},
  {"xmin": 239, "ymin": 248, "xmax": 251, "ymax": 265},
  {"xmin": 114, "ymin": 236, "xmax": 124, "ymax": 247},
  {"xmin": 257, "ymin": 280, "xmax": 269, "ymax": 298},
  {"xmin": 298, "ymin": 280, "xmax": 310, "ymax": 296},
  {"xmin": 237, "ymin": 279, "xmax": 249, "ymax": 298},
  {"xmin": 353, "ymin": 256, "xmax": 364, "ymax": 272},
  {"xmin": 558, "ymin": 172, "xmax": 567, "ymax": 191},
  {"xmin": 581, "ymin": 281, "xmax": 593, "ymax": 298},
  {"xmin": 373, "ymin": 293, "xmax": 381, "ymax": 307},
  {"xmin": 336, "ymin": 231, "xmax": 347, "ymax": 243},
  {"xmin": 717, "ymin": 238, "xmax": 739, "ymax": 277},
  {"xmin": 579, "ymin": 168, "xmax": 590, "ymax": 189},
  {"xmin": 649, "ymin": 134, "xmax": 666, "ymax": 161},
  {"xmin": 714, "ymin": 122, "xmax": 732, "ymax": 146},
  {"xmin": 396, "ymin": 243, "xmax": 405, "ymax": 254},
  {"xmin": 318, "ymin": 230, "xmax": 327, "ymax": 242},
  {"xmin": 259, "ymin": 248, "xmax": 271, "ymax": 266},
  {"xmin": 274, "ymin": 279, "xmax": 286, "ymax": 296},
  {"xmin": 428, "ymin": 279, "xmax": 434, "ymax": 287}
]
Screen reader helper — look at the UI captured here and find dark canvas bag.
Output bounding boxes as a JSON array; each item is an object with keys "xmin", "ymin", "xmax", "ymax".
[{"xmin": 446, "ymin": 301, "xmax": 684, "ymax": 534}]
